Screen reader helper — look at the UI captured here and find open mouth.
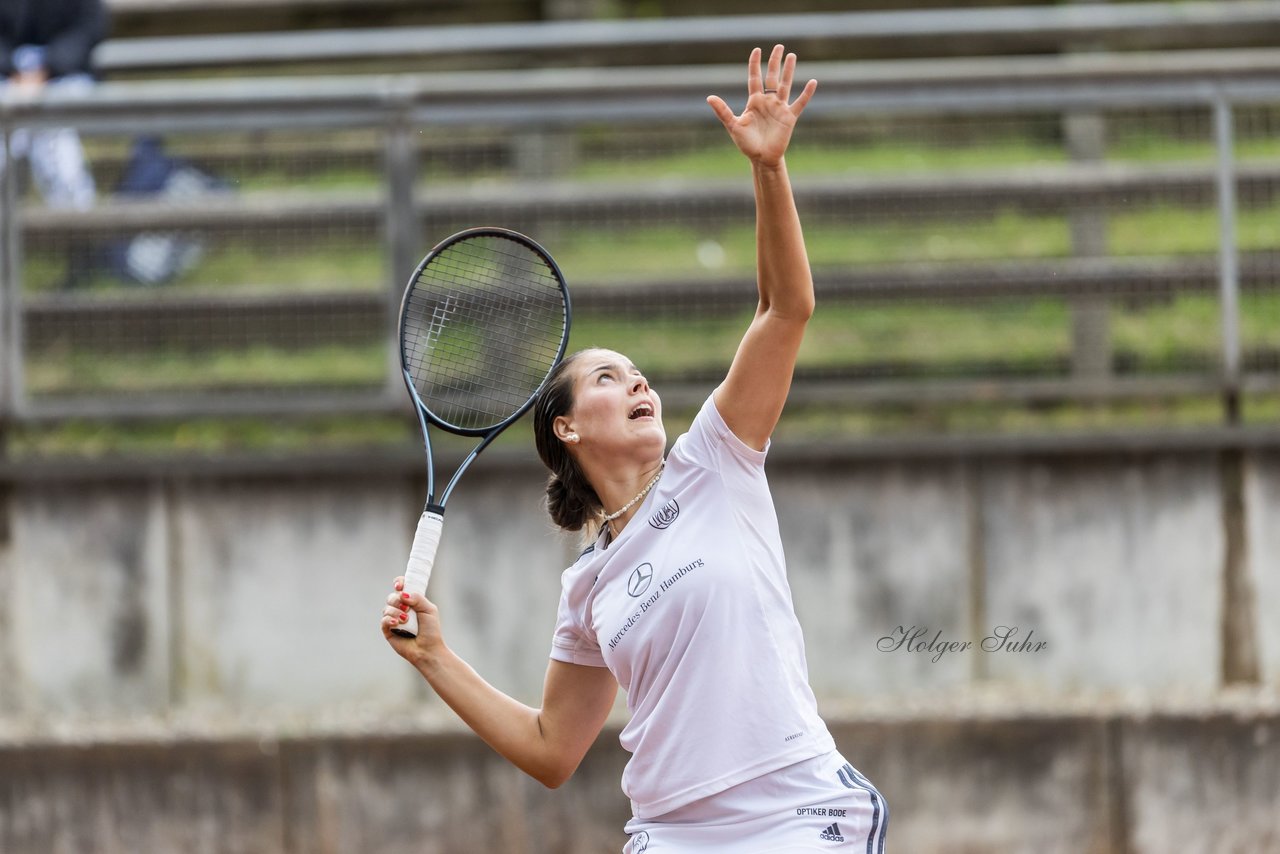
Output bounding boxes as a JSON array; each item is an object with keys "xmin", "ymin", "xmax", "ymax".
[{"xmin": 628, "ymin": 402, "xmax": 655, "ymax": 420}]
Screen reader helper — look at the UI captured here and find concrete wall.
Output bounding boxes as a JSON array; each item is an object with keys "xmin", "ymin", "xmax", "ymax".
[
  {"xmin": 1250, "ymin": 453, "xmax": 1280, "ymax": 688},
  {"xmin": 2, "ymin": 441, "xmax": 1279, "ymax": 851},
  {"xmin": 3, "ymin": 710, "xmax": 1279, "ymax": 854},
  {"xmin": 2, "ymin": 444, "xmax": 1274, "ymax": 720}
]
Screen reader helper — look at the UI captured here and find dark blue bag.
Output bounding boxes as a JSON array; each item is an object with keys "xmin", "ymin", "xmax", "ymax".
[{"xmin": 104, "ymin": 135, "xmax": 231, "ymax": 286}]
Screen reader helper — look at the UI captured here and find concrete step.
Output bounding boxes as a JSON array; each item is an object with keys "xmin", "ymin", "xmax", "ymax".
[{"xmin": 2, "ymin": 697, "xmax": 1278, "ymax": 853}]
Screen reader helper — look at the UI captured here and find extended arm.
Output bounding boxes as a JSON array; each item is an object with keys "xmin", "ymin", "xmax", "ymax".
[
  {"xmin": 384, "ymin": 583, "xmax": 617, "ymax": 788},
  {"xmin": 706, "ymin": 45, "xmax": 817, "ymax": 451}
]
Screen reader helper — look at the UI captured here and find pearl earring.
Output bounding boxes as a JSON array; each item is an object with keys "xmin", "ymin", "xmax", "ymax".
[{"xmin": 567, "ymin": 433, "xmax": 579, "ymax": 444}]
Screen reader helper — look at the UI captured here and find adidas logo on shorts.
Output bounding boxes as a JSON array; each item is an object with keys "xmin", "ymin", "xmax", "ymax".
[{"xmin": 819, "ymin": 822, "xmax": 845, "ymax": 842}]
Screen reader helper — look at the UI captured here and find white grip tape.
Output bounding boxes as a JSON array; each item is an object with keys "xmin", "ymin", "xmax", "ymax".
[{"xmin": 397, "ymin": 510, "xmax": 444, "ymax": 638}]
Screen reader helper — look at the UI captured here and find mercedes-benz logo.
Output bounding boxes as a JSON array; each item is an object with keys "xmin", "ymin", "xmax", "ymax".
[{"xmin": 627, "ymin": 563, "xmax": 654, "ymax": 597}]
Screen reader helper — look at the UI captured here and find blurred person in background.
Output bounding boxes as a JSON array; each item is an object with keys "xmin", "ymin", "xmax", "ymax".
[{"xmin": 0, "ymin": 0, "xmax": 108, "ymax": 211}]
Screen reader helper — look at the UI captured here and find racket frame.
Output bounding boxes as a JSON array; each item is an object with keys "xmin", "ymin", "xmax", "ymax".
[
  {"xmin": 394, "ymin": 228, "xmax": 570, "ymax": 637},
  {"xmin": 398, "ymin": 226, "xmax": 571, "ymax": 511}
]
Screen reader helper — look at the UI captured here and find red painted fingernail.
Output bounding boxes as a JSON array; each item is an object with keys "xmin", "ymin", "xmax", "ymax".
[
  {"xmin": 401, "ymin": 592, "xmax": 410, "ymax": 601},
  {"xmin": 400, "ymin": 612, "xmax": 408, "ymax": 622}
]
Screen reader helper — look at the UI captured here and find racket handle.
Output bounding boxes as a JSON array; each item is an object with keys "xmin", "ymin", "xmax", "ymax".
[{"xmin": 394, "ymin": 509, "xmax": 444, "ymax": 639}]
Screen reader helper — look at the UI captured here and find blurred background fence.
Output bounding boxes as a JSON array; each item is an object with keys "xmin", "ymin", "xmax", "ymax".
[
  {"xmin": 4, "ymin": 5, "xmax": 1280, "ymax": 852},
  {"xmin": 2, "ymin": 49, "xmax": 1280, "ymax": 444}
]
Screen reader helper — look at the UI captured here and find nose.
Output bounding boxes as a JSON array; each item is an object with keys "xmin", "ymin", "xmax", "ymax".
[{"xmin": 629, "ymin": 373, "xmax": 649, "ymax": 394}]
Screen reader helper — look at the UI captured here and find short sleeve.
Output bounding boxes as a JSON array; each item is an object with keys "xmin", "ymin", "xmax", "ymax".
[
  {"xmin": 669, "ymin": 394, "xmax": 770, "ymax": 476},
  {"xmin": 549, "ymin": 572, "xmax": 607, "ymax": 668}
]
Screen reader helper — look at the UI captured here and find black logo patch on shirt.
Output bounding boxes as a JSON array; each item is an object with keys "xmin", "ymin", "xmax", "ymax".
[{"xmin": 648, "ymin": 499, "xmax": 679, "ymax": 530}]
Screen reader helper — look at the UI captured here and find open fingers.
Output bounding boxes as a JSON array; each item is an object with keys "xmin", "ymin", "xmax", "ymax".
[
  {"xmin": 746, "ymin": 46, "xmax": 763, "ymax": 95},
  {"xmin": 777, "ymin": 51, "xmax": 797, "ymax": 100},
  {"xmin": 790, "ymin": 78, "xmax": 818, "ymax": 117},
  {"xmin": 706, "ymin": 95, "xmax": 736, "ymax": 129},
  {"xmin": 763, "ymin": 44, "xmax": 784, "ymax": 93}
]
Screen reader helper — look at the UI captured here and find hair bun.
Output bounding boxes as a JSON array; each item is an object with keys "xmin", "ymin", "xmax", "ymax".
[{"xmin": 546, "ymin": 472, "xmax": 588, "ymax": 531}]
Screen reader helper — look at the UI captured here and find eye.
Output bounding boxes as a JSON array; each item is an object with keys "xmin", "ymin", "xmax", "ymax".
[{"xmin": 597, "ymin": 371, "xmax": 614, "ymax": 383}]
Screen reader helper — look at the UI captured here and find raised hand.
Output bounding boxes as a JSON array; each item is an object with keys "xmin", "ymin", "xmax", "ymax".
[{"xmin": 706, "ymin": 44, "xmax": 818, "ymax": 168}]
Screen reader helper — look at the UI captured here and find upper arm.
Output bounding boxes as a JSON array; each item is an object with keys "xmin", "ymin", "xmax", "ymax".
[
  {"xmin": 537, "ymin": 659, "xmax": 618, "ymax": 786},
  {"xmin": 713, "ymin": 307, "xmax": 809, "ymax": 451}
]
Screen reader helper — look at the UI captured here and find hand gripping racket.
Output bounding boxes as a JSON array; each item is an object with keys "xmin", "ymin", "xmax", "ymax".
[{"xmin": 393, "ymin": 227, "xmax": 571, "ymax": 638}]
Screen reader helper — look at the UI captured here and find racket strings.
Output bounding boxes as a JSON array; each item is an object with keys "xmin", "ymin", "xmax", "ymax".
[{"xmin": 402, "ymin": 235, "xmax": 567, "ymax": 431}]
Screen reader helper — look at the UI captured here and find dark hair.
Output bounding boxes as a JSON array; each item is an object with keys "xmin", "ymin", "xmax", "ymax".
[{"xmin": 533, "ymin": 350, "xmax": 602, "ymax": 532}]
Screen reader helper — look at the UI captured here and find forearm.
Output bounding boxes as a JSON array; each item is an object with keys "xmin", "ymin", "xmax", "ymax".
[
  {"xmin": 752, "ymin": 158, "xmax": 815, "ymax": 320},
  {"xmin": 415, "ymin": 646, "xmax": 559, "ymax": 784}
]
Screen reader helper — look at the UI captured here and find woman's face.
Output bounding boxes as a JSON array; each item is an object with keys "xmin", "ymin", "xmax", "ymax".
[{"xmin": 559, "ymin": 349, "xmax": 665, "ymax": 462}]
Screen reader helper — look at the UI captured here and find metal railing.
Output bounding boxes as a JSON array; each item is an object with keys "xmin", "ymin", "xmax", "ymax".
[
  {"xmin": 1, "ymin": 53, "xmax": 1278, "ymax": 429},
  {"xmin": 95, "ymin": 2, "xmax": 1280, "ymax": 75}
]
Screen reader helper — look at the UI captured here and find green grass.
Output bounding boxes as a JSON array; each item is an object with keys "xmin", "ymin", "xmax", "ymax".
[
  {"xmin": 573, "ymin": 294, "xmax": 1265, "ymax": 381},
  {"xmin": 572, "ymin": 301, "xmax": 1076, "ymax": 377},
  {"xmin": 83, "ymin": 126, "xmax": 1280, "ymax": 197},
  {"xmin": 1242, "ymin": 293, "xmax": 1280, "ymax": 345},
  {"xmin": 26, "ymin": 343, "xmax": 388, "ymax": 395},
  {"xmin": 29, "ymin": 124, "xmax": 1280, "ymax": 300},
  {"xmin": 29, "ymin": 290, "xmax": 1268, "ymax": 400},
  {"xmin": 548, "ymin": 200, "xmax": 1280, "ymax": 282},
  {"xmin": 572, "ymin": 133, "xmax": 1280, "ymax": 183},
  {"xmin": 1110, "ymin": 295, "xmax": 1221, "ymax": 364},
  {"xmin": 7, "ymin": 393, "xmax": 1253, "ymax": 459},
  {"xmin": 28, "ymin": 198, "xmax": 1280, "ymax": 298},
  {"xmin": 1110, "ymin": 133, "xmax": 1280, "ymax": 165},
  {"xmin": 24, "ymin": 241, "xmax": 385, "ymax": 296},
  {"xmin": 549, "ymin": 210, "xmax": 1072, "ymax": 282},
  {"xmin": 574, "ymin": 137, "xmax": 1068, "ymax": 181},
  {"xmin": 216, "ymin": 166, "xmax": 382, "ymax": 193},
  {"xmin": 10, "ymin": 414, "xmax": 417, "ymax": 458},
  {"xmin": 770, "ymin": 395, "xmax": 1235, "ymax": 441},
  {"xmin": 14, "ymin": 122, "xmax": 1280, "ymax": 454}
]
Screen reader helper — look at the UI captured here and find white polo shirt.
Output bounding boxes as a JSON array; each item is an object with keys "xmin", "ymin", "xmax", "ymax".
[{"xmin": 549, "ymin": 394, "xmax": 836, "ymax": 818}]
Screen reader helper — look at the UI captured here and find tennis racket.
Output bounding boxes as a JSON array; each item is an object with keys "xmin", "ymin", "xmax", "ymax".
[{"xmin": 393, "ymin": 227, "xmax": 571, "ymax": 638}]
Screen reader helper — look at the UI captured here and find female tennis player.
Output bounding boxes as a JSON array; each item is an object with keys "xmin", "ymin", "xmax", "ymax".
[{"xmin": 383, "ymin": 45, "xmax": 888, "ymax": 852}]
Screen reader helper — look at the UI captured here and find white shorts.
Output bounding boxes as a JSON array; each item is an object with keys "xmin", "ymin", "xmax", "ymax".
[{"xmin": 621, "ymin": 750, "xmax": 888, "ymax": 853}]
